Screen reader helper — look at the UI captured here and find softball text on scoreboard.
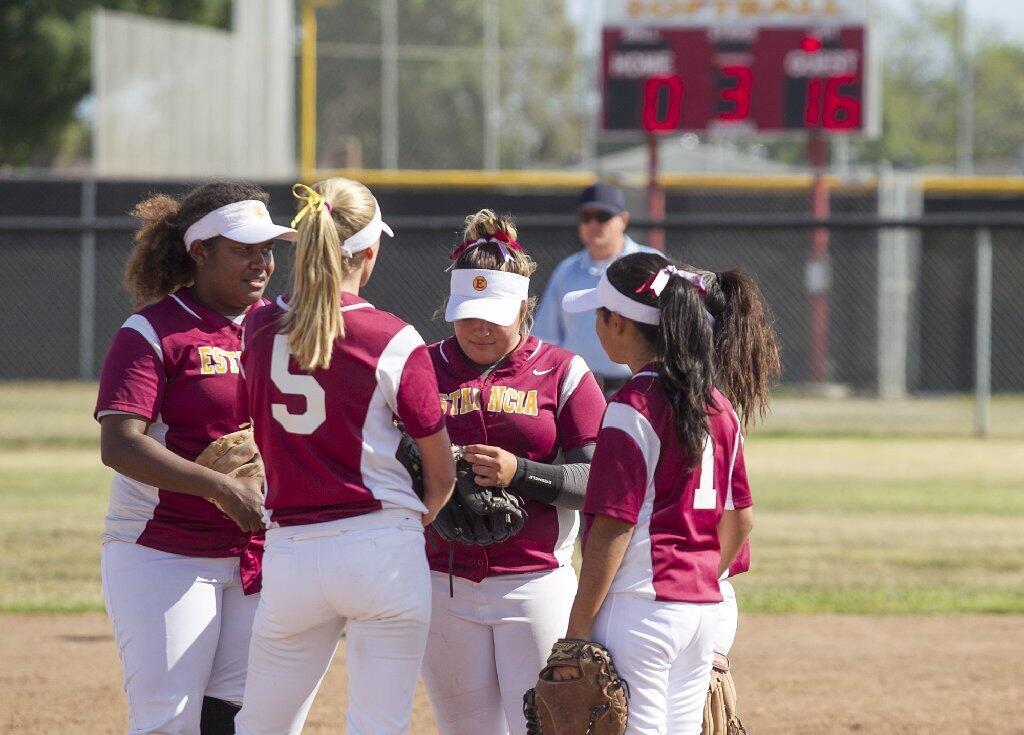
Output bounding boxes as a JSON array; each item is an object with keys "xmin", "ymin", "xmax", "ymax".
[{"xmin": 600, "ymin": 0, "xmax": 876, "ymax": 135}]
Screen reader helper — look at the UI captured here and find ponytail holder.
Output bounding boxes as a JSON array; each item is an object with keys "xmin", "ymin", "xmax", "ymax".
[
  {"xmin": 447, "ymin": 230, "xmax": 524, "ymax": 271},
  {"xmin": 290, "ymin": 183, "xmax": 331, "ymax": 228},
  {"xmin": 635, "ymin": 265, "xmax": 707, "ymax": 298}
]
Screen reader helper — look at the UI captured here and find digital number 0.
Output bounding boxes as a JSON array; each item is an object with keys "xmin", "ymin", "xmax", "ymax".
[{"xmin": 642, "ymin": 75, "xmax": 683, "ymax": 132}]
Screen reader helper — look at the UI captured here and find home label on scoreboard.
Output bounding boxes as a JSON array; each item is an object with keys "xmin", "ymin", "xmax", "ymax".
[{"xmin": 600, "ymin": 0, "xmax": 879, "ymax": 137}]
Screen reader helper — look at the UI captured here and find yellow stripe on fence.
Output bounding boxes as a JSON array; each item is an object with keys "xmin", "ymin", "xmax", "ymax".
[
  {"xmin": 301, "ymin": 168, "xmax": 1024, "ymax": 196},
  {"xmin": 310, "ymin": 168, "xmax": 598, "ymax": 189},
  {"xmin": 920, "ymin": 176, "xmax": 1024, "ymax": 194}
]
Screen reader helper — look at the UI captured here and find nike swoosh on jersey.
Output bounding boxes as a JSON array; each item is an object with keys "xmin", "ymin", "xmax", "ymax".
[{"xmin": 532, "ymin": 367, "xmax": 555, "ymax": 376}]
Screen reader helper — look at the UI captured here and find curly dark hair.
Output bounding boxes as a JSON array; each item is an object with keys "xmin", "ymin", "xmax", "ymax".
[{"xmin": 122, "ymin": 182, "xmax": 269, "ymax": 307}]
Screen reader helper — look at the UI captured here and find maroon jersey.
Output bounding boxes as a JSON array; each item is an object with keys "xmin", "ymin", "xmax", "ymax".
[
  {"xmin": 426, "ymin": 335, "xmax": 605, "ymax": 581},
  {"xmin": 94, "ymin": 289, "xmax": 266, "ymax": 589},
  {"xmin": 728, "ymin": 540, "xmax": 751, "ymax": 578},
  {"xmin": 583, "ymin": 369, "xmax": 752, "ymax": 603},
  {"xmin": 241, "ymin": 294, "xmax": 445, "ymax": 527},
  {"xmin": 726, "ymin": 437, "xmax": 752, "ymax": 578}
]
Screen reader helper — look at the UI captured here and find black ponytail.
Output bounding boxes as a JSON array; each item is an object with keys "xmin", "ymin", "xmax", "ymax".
[
  {"xmin": 651, "ymin": 275, "xmax": 716, "ymax": 466},
  {"xmin": 681, "ymin": 264, "xmax": 781, "ymax": 429},
  {"xmin": 605, "ymin": 253, "xmax": 716, "ymax": 467}
]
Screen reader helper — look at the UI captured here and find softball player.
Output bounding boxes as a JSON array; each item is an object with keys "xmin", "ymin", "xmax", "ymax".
[
  {"xmin": 95, "ymin": 182, "xmax": 296, "ymax": 734},
  {"xmin": 234, "ymin": 178, "xmax": 456, "ymax": 735},
  {"xmin": 420, "ymin": 210, "xmax": 607, "ymax": 735},
  {"xmin": 555, "ymin": 252, "xmax": 755, "ymax": 735},
  {"xmin": 683, "ymin": 263, "xmax": 779, "ymax": 658}
]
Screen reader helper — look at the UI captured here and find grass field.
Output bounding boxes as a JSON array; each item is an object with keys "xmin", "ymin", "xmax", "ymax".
[{"xmin": 1, "ymin": 381, "xmax": 1021, "ymax": 614}]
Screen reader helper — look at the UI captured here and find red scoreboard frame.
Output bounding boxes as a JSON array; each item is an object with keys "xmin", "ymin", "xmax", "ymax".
[{"xmin": 601, "ymin": 24, "xmax": 875, "ymax": 136}]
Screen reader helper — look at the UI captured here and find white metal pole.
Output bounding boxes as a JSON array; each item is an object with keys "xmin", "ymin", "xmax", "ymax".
[
  {"xmin": 78, "ymin": 179, "xmax": 97, "ymax": 380},
  {"xmin": 876, "ymin": 166, "xmax": 920, "ymax": 399},
  {"xmin": 381, "ymin": 0, "xmax": 399, "ymax": 169},
  {"xmin": 973, "ymin": 227, "xmax": 993, "ymax": 437},
  {"xmin": 483, "ymin": 0, "xmax": 500, "ymax": 171}
]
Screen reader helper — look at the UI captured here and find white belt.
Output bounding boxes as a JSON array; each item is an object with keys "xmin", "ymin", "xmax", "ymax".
[{"xmin": 266, "ymin": 509, "xmax": 422, "ymax": 543}]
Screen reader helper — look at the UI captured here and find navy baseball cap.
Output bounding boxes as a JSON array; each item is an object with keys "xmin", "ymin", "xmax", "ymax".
[{"xmin": 578, "ymin": 183, "xmax": 626, "ymax": 215}]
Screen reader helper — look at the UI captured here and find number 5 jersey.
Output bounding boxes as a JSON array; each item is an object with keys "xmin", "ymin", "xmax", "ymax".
[{"xmin": 240, "ymin": 293, "xmax": 445, "ymax": 527}]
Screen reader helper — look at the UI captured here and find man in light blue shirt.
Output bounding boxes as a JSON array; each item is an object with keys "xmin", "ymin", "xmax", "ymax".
[{"xmin": 533, "ymin": 183, "xmax": 660, "ymax": 390}]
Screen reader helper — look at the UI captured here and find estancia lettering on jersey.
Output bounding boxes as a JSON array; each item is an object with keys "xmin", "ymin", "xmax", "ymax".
[
  {"xmin": 94, "ymin": 289, "xmax": 268, "ymax": 590},
  {"xmin": 240, "ymin": 293, "xmax": 445, "ymax": 526},
  {"xmin": 426, "ymin": 335, "xmax": 606, "ymax": 580},
  {"xmin": 583, "ymin": 368, "xmax": 753, "ymax": 603}
]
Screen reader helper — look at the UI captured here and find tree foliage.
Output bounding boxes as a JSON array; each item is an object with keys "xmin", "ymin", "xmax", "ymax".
[
  {"xmin": 870, "ymin": 0, "xmax": 1024, "ymax": 169},
  {"xmin": 0, "ymin": 1, "xmax": 229, "ymax": 167}
]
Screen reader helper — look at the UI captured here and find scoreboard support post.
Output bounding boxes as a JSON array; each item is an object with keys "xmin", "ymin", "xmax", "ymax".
[
  {"xmin": 807, "ymin": 129, "xmax": 831, "ymax": 384},
  {"xmin": 646, "ymin": 134, "xmax": 666, "ymax": 251}
]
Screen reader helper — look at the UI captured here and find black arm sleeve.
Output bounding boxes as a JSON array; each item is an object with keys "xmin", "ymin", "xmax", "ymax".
[{"xmin": 507, "ymin": 443, "xmax": 595, "ymax": 510}]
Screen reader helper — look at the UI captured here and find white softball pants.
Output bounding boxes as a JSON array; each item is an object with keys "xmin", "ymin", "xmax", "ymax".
[
  {"xmin": 101, "ymin": 540, "xmax": 259, "ymax": 735},
  {"xmin": 234, "ymin": 510, "xmax": 431, "ymax": 735},
  {"xmin": 421, "ymin": 565, "xmax": 578, "ymax": 735},
  {"xmin": 710, "ymin": 579, "xmax": 738, "ymax": 654},
  {"xmin": 593, "ymin": 593, "xmax": 717, "ymax": 735}
]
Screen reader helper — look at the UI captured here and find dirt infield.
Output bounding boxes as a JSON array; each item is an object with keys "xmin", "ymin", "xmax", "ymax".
[{"xmin": 2, "ymin": 612, "xmax": 1021, "ymax": 734}]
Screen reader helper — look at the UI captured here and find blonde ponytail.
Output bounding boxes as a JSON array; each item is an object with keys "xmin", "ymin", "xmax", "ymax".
[{"xmin": 280, "ymin": 178, "xmax": 377, "ymax": 371}]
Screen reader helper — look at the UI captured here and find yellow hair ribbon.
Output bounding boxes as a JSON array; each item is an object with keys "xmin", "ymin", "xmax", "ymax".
[{"xmin": 291, "ymin": 183, "xmax": 329, "ymax": 228}]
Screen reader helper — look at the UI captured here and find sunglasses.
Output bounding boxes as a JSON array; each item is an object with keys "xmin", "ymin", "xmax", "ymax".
[{"xmin": 579, "ymin": 210, "xmax": 615, "ymax": 224}]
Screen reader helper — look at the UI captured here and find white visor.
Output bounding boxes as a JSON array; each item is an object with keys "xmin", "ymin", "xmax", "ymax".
[
  {"xmin": 562, "ymin": 271, "xmax": 661, "ymax": 325},
  {"xmin": 445, "ymin": 269, "xmax": 530, "ymax": 327},
  {"xmin": 183, "ymin": 200, "xmax": 298, "ymax": 251},
  {"xmin": 341, "ymin": 198, "xmax": 393, "ymax": 258}
]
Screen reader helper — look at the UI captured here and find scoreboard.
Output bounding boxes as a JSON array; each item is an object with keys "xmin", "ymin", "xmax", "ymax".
[{"xmin": 600, "ymin": 0, "xmax": 878, "ymax": 136}]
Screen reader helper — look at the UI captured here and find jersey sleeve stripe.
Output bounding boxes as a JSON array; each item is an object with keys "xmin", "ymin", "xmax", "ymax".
[
  {"xmin": 169, "ymin": 293, "xmax": 201, "ymax": 320},
  {"xmin": 601, "ymin": 401, "xmax": 661, "ymax": 490},
  {"xmin": 556, "ymin": 354, "xmax": 591, "ymax": 416},
  {"xmin": 122, "ymin": 314, "xmax": 164, "ymax": 363},
  {"xmin": 376, "ymin": 325, "xmax": 426, "ymax": 414},
  {"xmin": 725, "ymin": 409, "xmax": 742, "ymax": 510}
]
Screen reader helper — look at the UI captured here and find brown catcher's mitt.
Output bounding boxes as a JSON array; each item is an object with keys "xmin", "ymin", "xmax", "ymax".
[
  {"xmin": 194, "ymin": 424, "xmax": 264, "ymax": 511},
  {"xmin": 523, "ymin": 639, "xmax": 629, "ymax": 735},
  {"xmin": 702, "ymin": 652, "xmax": 748, "ymax": 735}
]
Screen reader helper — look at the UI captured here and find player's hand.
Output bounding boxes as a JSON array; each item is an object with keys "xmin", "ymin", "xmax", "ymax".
[
  {"xmin": 420, "ymin": 481, "xmax": 452, "ymax": 527},
  {"xmin": 462, "ymin": 444, "xmax": 518, "ymax": 488},
  {"xmin": 211, "ymin": 475, "xmax": 265, "ymax": 533}
]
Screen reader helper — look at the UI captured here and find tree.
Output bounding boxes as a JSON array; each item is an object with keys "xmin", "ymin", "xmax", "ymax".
[
  {"xmin": 866, "ymin": 0, "xmax": 1024, "ymax": 170},
  {"xmin": 0, "ymin": 1, "xmax": 229, "ymax": 167}
]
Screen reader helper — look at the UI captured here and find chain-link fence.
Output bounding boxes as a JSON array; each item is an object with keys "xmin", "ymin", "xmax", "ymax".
[
  {"xmin": 2, "ymin": 179, "xmax": 1022, "ymax": 415},
  {"xmin": 311, "ymin": 0, "xmax": 592, "ymax": 171}
]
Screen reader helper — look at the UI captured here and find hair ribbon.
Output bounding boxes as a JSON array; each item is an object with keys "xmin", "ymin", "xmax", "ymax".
[
  {"xmin": 636, "ymin": 265, "xmax": 707, "ymax": 298},
  {"xmin": 447, "ymin": 230, "xmax": 524, "ymax": 270},
  {"xmin": 290, "ymin": 183, "xmax": 332, "ymax": 228}
]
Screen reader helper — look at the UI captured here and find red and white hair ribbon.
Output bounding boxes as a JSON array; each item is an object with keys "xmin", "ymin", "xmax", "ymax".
[
  {"xmin": 635, "ymin": 265, "xmax": 707, "ymax": 298},
  {"xmin": 447, "ymin": 230, "xmax": 524, "ymax": 270}
]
